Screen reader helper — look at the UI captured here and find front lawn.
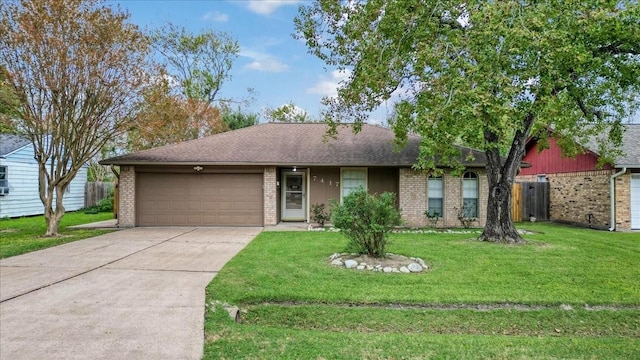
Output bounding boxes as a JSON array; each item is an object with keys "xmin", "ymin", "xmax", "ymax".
[
  {"xmin": 0, "ymin": 211, "xmax": 114, "ymax": 258},
  {"xmin": 204, "ymin": 223, "xmax": 640, "ymax": 359}
]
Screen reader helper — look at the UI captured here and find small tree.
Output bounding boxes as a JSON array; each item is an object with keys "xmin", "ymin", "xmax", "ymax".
[
  {"xmin": 1, "ymin": 0, "xmax": 150, "ymax": 236},
  {"xmin": 330, "ymin": 189, "xmax": 401, "ymax": 258},
  {"xmin": 310, "ymin": 203, "xmax": 331, "ymax": 227}
]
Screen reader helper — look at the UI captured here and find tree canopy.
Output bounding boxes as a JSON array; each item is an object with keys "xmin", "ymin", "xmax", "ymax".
[
  {"xmin": 150, "ymin": 23, "xmax": 239, "ymax": 105},
  {"xmin": 296, "ymin": 0, "xmax": 640, "ymax": 243},
  {"xmin": 126, "ymin": 24, "xmax": 244, "ymax": 151},
  {"xmin": 264, "ymin": 101, "xmax": 315, "ymax": 123},
  {"xmin": 0, "ymin": 0, "xmax": 150, "ymax": 235}
]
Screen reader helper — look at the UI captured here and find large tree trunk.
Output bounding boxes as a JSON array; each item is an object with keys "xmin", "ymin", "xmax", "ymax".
[
  {"xmin": 479, "ymin": 171, "xmax": 524, "ymax": 243},
  {"xmin": 478, "ymin": 115, "xmax": 535, "ymax": 244}
]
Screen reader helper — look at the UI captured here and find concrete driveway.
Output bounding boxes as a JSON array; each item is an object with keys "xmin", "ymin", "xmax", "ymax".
[{"xmin": 0, "ymin": 227, "xmax": 262, "ymax": 360}]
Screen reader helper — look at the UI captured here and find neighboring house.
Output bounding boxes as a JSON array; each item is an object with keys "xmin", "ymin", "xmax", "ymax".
[
  {"xmin": 0, "ymin": 134, "xmax": 87, "ymax": 218},
  {"xmin": 517, "ymin": 124, "xmax": 640, "ymax": 231},
  {"xmin": 101, "ymin": 123, "xmax": 494, "ymax": 228}
]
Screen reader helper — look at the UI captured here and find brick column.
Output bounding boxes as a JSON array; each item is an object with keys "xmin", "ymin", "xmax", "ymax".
[
  {"xmin": 263, "ymin": 167, "xmax": 277, "ymax": 225},
  {"xmin": 614, "ymin": 171, "xmax": 631, "ymax": 231},
  {"xmin": 118, "ymin": 166, "xmax": 135, "ymax": 227},
  {"xmin": 399, "ymin": 168, "xmax": 427, "ymax": 227}
]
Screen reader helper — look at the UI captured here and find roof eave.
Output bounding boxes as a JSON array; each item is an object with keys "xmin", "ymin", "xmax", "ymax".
[{"xmin": 615, "ymin": 164, "xmax": 640, "ymax": 169}]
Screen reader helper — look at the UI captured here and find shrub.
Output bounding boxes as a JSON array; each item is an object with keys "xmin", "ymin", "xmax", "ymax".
[
  {"xmin": 424, "ymin": 210, "xmax": 440, "ymax": 227},
  {"xmin": 310, "ymin": 203, "xmax": 330, "ymax": 227},
  {"xmin": 330, "ymin": 188, "xmax": 402, "ymax": 258}
]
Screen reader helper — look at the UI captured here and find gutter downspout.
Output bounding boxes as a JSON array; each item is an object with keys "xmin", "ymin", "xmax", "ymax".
[{"xmin": 609, "ymin": 167, "xmax": 627, "ymax": 231}]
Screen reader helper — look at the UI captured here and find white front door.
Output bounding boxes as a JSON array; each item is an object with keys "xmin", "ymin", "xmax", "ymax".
[
  {"xmin": 631, "ymin": 174, "xmax": 640, "ymax": 230},
  {"xmin": 282, "ymin": 171, "xmax": 306, "ymax": 221}
]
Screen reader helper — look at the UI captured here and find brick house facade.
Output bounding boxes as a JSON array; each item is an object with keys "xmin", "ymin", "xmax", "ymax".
[
  {"xmin": 104, "ymin": 123, "xmax": 494, "ymax": 228},
  {"xmin": 517, "ymin": 125, "xmax": 640, "ymax": 231}
]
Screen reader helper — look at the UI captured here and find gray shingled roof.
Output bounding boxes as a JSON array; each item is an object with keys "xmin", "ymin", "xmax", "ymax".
[
  {"xmin": 101, "ymin": 123, "xmax": 488, "ymax": 167},
  {"xmin": 584, "ymin": 124, "xmax": 640, "ymax": 167},
  {"xmin": 614, "ymin": 125, "xmax": 640, "ymax": 167},
  {"xmin": 0, "ymin": 134, "xmax": 30, "ymax": 157}
]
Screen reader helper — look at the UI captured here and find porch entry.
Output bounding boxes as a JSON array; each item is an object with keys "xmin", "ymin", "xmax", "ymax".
[{"xmin": 282, "ymin": 171, "xmax": 306, "ymax": 221}]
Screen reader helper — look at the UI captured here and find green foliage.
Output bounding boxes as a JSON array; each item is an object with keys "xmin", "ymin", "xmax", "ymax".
[
  {"xmin": 264, "ymin": 101, "xmax": 314, "ymax": 123},
  {"xmin": 296, "ymin": 1, "xmax": 640, "ymax": 242},
  {"xmin": 222, "ymin": 108, "xmax": 258, "ymax": 130},
  {"xmin": 330, "ymin": 189, "xmax": 401, "ymax": 258},
  {"xmin": 150, "ymin": 23, "xmax": 239, "ymax": 104},
  {"xmin": 424, "ymin": 209, "xmax": 440, "ymax": 227},
  {"xmin": 0, "ymin": 66, "xmax": 20, "ymax": 133},
  {"xmin": 310, "ymin": 203, "xmax": 330, "ymax": 227}
]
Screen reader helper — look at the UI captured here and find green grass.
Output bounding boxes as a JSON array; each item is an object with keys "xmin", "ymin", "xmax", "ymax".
[
  {"xmin": 0, "ymin": 211, "xmax": 114, "ymax": 258},
  {"xmin": 204, "ymin": 223, "xmax": 640, "ymax": 359}
]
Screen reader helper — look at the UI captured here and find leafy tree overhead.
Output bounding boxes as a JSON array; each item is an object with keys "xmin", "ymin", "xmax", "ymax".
[
  {"xmin": 0, "ymin": 65, "xmax": 20, "ymax": 133},
  {"xmin": 150, "ymin": 23, "xmax": 239, "ymax": 105},
  {"xmin": 0, "ymin": 0, "xmax": 150, "ymax": 236},
  {"xmin": 129, "ymin": 75, "xmax": 226, "ymax": 150},
  {"xmin": 264, "ymin": 101, "xmax": 315, "ymax": 123},
  {"xmin": 296, "ymin": 1, "xmax": 640, "ymax": 243},
  {"xmin": 222, "ymin": 107, "xmax": 259, "ymax": 130},
  {"xmin": 124, "ymin": 24, "xmax": 242, "ymax": 152}
]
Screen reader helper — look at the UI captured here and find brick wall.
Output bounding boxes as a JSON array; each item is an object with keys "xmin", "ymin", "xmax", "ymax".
[
  {"xmin": 399, "ymin": 168, "xmax": 487, "ymax": 228},
  {"xmin": 118, "ymin": 166, "xmax": 135, "ymax": 227},
  {"xmin": 519, "ymin": 170, "xmax": 613, "ymax": 228},
  {"xmin": 614, "ymin": 172, "xmax": 631, "ymax": 231},
  {"xmin": 398, "ymin": 169, "xmax": 427, "ymax": 227},
  {"xmin": 263, "ymin": 166, "xmax": 277, "ymax": 225}
]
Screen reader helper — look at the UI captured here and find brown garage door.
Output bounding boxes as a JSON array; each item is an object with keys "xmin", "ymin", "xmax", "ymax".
[{"xmin": 136, "ymin": 173, "xmax": 263, "ymax": 226}]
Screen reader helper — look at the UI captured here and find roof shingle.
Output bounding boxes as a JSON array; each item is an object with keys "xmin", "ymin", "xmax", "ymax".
[
  {"xmin": 101, "ymin": 123, "xmax": 488, "ymax": 167},
  {"xmin": 0, "ymin": 134, "xmax": 31, "ymax": 157}
]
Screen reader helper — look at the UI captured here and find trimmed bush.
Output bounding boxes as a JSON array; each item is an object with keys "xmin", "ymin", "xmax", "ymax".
[
  {"xmin": 311, "ymin": 203, "xmax": 330, "ymax": 227},
  {"xmin": 330, "ymin": 188, "xmax": 402, "ymax": 258}
]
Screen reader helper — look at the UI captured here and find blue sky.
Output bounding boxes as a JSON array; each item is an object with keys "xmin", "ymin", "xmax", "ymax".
[
  {"xmin": 110, "ymin": 0, "xmax": 381, "ymax": 122},
  {"xmin": 111, "ymin": 0, "xmax": 638, "ymax": 124}
]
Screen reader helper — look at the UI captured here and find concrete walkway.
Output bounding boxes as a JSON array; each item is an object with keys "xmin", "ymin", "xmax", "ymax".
[{"xmin": 0, "ymin": 227, "xmax": 262, "ymax": 360}]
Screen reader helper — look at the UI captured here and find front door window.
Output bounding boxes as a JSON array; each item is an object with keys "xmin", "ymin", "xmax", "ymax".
[{"xmin": 282, "ymin": 171, "xmax": 306, "ymax": 220}]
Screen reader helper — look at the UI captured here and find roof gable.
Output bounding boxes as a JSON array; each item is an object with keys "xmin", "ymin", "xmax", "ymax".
[
  {"xmin": 102, "ymin": 123, "xmax": 488, "ymax": 167},
  {"xmin": 0, "ymin": 134, "xmax": 31, "ymax": 158}
]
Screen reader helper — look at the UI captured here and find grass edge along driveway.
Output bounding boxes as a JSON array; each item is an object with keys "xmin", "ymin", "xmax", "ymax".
[
  {"xmin": 0, "ymin": 211, "xmax": 114, "ymax": 259},
  {"xmin": 204, "ymin": 223, "xmax": 640, "ymax": 359}
]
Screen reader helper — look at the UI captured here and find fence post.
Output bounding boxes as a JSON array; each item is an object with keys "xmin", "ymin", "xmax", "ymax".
[{"xmin": 511, "ymin": 183, "xmax": 523, "ymax": 222}]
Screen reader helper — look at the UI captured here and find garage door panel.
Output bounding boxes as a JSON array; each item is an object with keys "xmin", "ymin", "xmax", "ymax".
[{"xmin": 137, "ymin": 173, "xmax": 263, "ymax": 226}]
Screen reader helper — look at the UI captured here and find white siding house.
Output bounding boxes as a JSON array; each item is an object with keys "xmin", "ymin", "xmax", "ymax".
[{"xmin": 0, "ymin": 134, "xmax": 87, "ymax": 218}]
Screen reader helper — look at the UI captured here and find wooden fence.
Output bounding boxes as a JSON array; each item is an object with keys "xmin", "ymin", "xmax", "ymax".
[
  {"xmin": 84, "ymin": 181, "xmax": 114, "ymax": 208},
  {"xmin": 512, "ymin": 182, "xmax": 550, "ymax": 222}
]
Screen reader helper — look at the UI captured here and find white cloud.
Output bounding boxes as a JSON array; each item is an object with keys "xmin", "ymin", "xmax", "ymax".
[
  {"xmin": 241, "ymin": 49, "xmax": 289, "ymax": 73},
  {"xmin": 246, "ymin": 0, "xmax": 301, "ymax": 15},
  {"xmin": 307, "ymin": 69, "xmax": 352, "ymax": 98},
  {"xmin": 202, "ymin": 10, "xmax": 228, "ymax": 22}
]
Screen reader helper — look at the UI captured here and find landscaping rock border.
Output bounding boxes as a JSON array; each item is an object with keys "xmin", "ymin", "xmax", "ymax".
[{"xmin": 329, "ymin": 253, "xmax": 429, "ymax": 274}]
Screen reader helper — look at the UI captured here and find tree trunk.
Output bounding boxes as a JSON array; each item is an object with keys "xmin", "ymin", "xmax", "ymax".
[
  {"xmin": 478, "ymin": 115, "xmax": 535, "ymax": 244},
  {"xmin": 42, "ymin": 180, "xmax": 67, "ymax": 237},
  {"xmin": 479, "ymin": 176, "xmax": 525, "ymax": 244}
]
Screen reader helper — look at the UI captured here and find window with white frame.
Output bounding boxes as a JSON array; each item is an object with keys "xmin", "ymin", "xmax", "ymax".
[
  {"xmin": 0, "ymin": 166, "xmax": 7, "ymax": 195},
  {"xmin": 0, "ymin": 166, "xmax": 7, "ymax": 187},
  {"xmin": 462, "ymin": 172, "xmax": 478, "ymax": 218},
  {"xmin": 341, "ymin": 168, "xmax": 367, "ymax": 199},
  {"xmin": 427, "ymin": 175, "xmax": 443, "ymax": 217}
]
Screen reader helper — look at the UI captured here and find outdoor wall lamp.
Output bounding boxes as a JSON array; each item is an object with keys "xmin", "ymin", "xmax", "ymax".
[{"xmin": 194, "ymin": 166, "xmax": 203, "ymax": 172}]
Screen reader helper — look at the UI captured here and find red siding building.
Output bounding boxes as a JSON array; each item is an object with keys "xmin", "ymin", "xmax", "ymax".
[
  {"xmin": 516, "ymin": 125, "xmax": 640, "ymax": 231},
  {"xmin": 520, "ymin": 138, "xmax": 613, "ymax": 176}
]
